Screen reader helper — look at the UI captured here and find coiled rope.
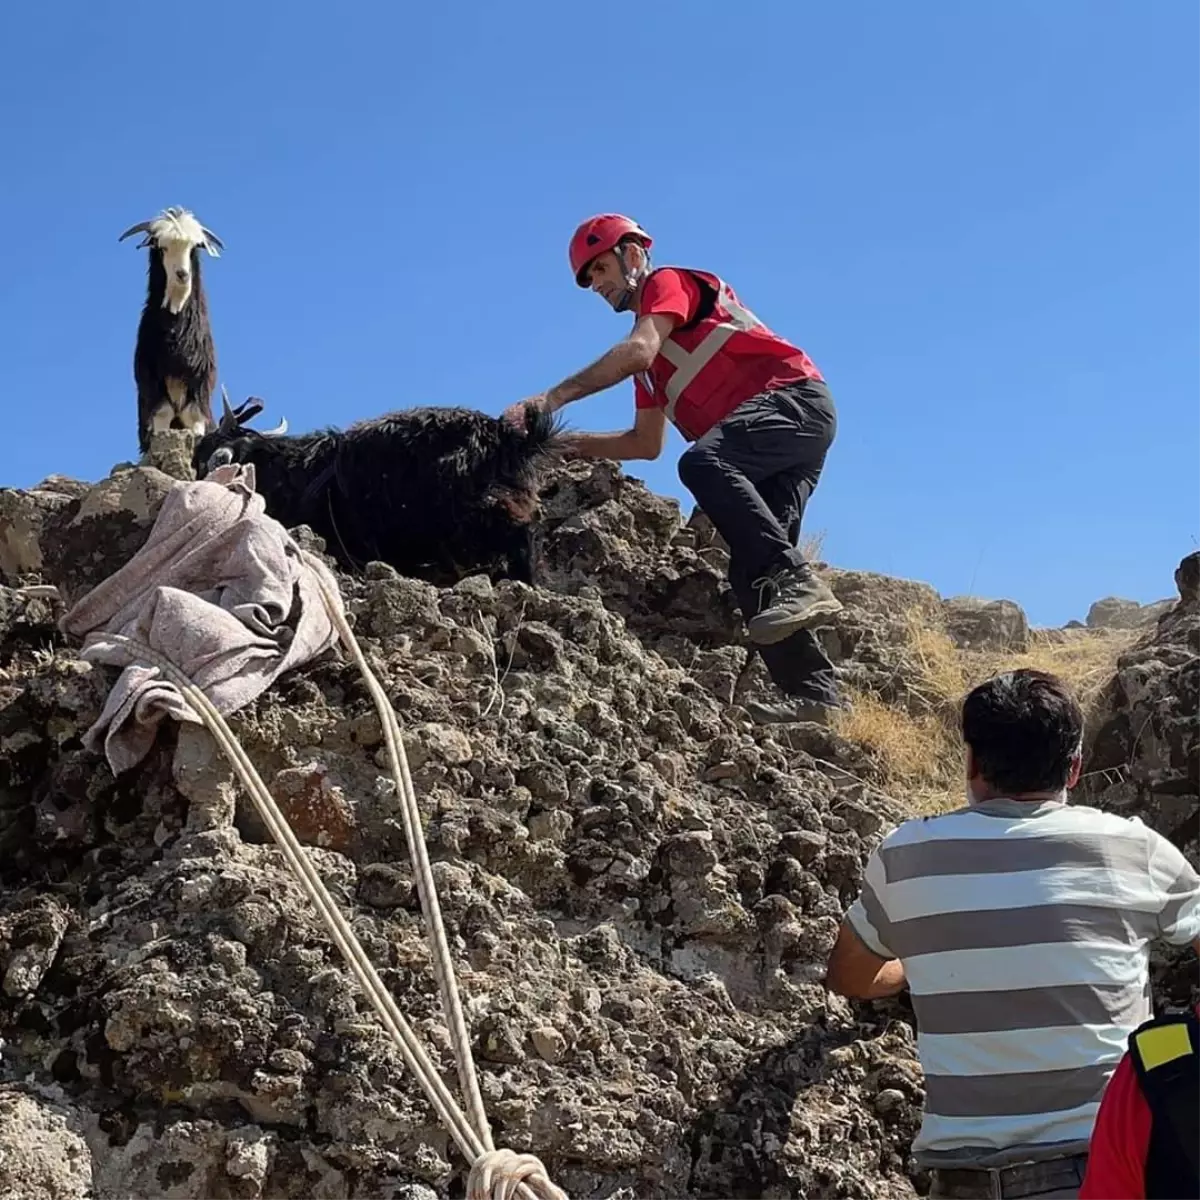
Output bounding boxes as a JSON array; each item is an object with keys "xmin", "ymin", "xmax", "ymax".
[{"xmin": 104, "ymin": 550, "xmax": 567, "ymax": 1200}]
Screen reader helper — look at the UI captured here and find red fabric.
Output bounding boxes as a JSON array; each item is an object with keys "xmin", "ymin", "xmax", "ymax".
[
  {"xmin": 632, "ymin": 266, "xmax": 824, "ymax": 440},
  {"xmin": 634, "ymin": 268, "xmax": 698, "ymax": 414},
  {"xmin": 1079, "ymin": 1052, "xmax": 1152, "ymax": 1199},
  {"xmin": 636, "ymin": 267, "xmax": 700, "ymax": 328}
]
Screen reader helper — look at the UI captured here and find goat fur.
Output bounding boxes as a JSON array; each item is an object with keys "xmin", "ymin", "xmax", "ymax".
[
  {"xmin": 122, "ymin": 208, "xmax": 221, "ymax": 454},
  {"xmin": 193, "ymin": 402, "xmax": 567, "ymax": 586}
]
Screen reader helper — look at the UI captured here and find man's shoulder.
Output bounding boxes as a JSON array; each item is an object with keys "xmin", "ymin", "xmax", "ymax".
[
  {"xmin": 874, "ymin": 804, "xmax": 976, "ymax": 848},
  {"xmin": 872, "ymin": 800, "xmax": 1152, "ymax": 850},
  {"xmin": 640, "ymin": 266, "xmax": 697, "ymax": 300},
  {"xmin": 1059, "ymin": 803, "xmax": 1154, "ymax": 841},
  {"xmin": 647, "ymin": 265, "xmax": 719, "ymax": 289}
]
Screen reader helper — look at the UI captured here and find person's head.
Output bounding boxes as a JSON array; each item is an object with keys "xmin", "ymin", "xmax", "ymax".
[
  {"xmin": 961, "ymin": 668, "xmax": 1085, "ymax": 802},
  {"xmin": 569, "ymin": 214, "xmax": 654, "ymax": 313}
]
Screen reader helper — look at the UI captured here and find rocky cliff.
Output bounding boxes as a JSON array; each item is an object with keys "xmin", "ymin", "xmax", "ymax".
[
  {"xmin": 0, "ymin": 447, "xmax": 1193, "ymax": 1200},
  {"xmin": 1080, "ymin": 549, "xmax": 1200, "ymax": 1005}
]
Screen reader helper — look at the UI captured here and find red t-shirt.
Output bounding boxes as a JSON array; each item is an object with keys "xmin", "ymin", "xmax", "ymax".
[
  {"xmin": 637, "ymin": 266, "xmax": 701, "ymax": 329},
  {"xmin": 633, "ymin": 268, "xmax": 818, "ymax": 418}
]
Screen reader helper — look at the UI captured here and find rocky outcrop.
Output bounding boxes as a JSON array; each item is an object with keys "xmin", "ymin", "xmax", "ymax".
[
  {"xmin": 0, "ymin": 476, "xmax": 90, "ymax": 585},
  {"xmin": 0, "ymin": 447, "xmax": 1189, "ymax": 1198},
  {"xmin": 941, "ymin": 597, "xmax": 1030, "ymax": 653},
  {"xmin": 1082, "ymin": 553, "xmax": 1197, "ymax": 846},
  {"xmin": 1086, "ymin": 595, "xmax": 1175, "ymax": 632},
  {"xmin": 0, "ymin": 1087, "xmax": 93, "ymax": 1200},
  {"xmin": 1082, "ymin": 551, "xmax": 1199, "ymax": 1005}
]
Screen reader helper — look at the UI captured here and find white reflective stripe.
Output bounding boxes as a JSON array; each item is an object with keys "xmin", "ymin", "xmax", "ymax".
[
  {"xmin": 663, "ymin": 326, "xmax": 736, "ymax": 417},
  {"xmin": 657, "ymin": 282, "xmax": 765, "ymax": 424},
  {"xmin": 718, "ymin": 284, "xmax": 764, "ymax": 333}
]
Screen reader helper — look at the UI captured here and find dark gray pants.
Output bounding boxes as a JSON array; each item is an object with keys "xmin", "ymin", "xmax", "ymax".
[{"xmin": 677, "ymin": 379, "xmax": 839, "ymax": 703}]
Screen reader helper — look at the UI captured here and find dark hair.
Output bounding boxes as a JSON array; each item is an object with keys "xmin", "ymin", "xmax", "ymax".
[{"xmin": 961, "ymin": 669, "xmax": 1084, "ymax": 795}]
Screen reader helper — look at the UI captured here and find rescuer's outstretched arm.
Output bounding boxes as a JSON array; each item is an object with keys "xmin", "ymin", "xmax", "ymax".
[
  {"xmin": 559, "ymin": 405, "xmax": 667, "ymax": 463},
  {"xmin": 506, "ymin": 313, "xmax": 676, "ymax": 424}
]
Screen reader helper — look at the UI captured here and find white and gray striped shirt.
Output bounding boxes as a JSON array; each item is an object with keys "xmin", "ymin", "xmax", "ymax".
[{"xmin": 845, "ymin": 797, "xmax": 1200, "ymax": 1167}]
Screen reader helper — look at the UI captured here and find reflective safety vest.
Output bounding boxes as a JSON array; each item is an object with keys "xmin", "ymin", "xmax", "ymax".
[
  {"xmin": 1128, "ymin": 1009, "xmax": 1199, "ymax": 1199},
  {"xmin": 636, "ymin": 267, "xmax": 823, "ymax": 440}
]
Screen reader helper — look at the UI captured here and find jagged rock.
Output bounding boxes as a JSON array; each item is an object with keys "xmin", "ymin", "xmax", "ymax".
[
  {"xmin": 826, "ymin": 569, "xmax": 943, "ymax": 625},
  {"xmin": 0, "ymin": 894, "xmax": 70, "ymax": 998},
  {"xmin": 144, "ymin": 428, "xmax": 199, "ymax": 482},
  {"xmin": 942, "ymin": 596, "xmax": 1030, "ymax": 652},
  {"xmin": 1086, "ymin": 595, "xmax": 1175, "ymax": 631},
  {"xmin": 0, "ymin": 477, "xmax": 88, "ymax": 585},
  {"xmin": 38, "ymin": 467, "xmax": 174, "ymax": 604},
  {"xmin": 1083, "ymin": 551, "xmax": 1198, "ymax": 844},
  {"xmin": 0, "ymin": 1087, "xmax": 92, "ymax": 1200},
  {"xmin": 1082, "ymin": 550, "xmax": 1199, "ymax": 1006},
  {"xmin": 0, "ymin": 584, "xmax": 65, "ymax": 663}
]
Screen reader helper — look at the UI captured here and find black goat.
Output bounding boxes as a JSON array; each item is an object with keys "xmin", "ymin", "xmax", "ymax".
[
  {"xmin": 119, "ymin": 207, "xmax": 223, "ymax": 454},
  {"xmin": 193, "ymin": 400, "xmax": 567, "ymax": 586}
]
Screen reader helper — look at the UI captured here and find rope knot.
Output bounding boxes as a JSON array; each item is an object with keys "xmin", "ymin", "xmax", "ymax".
[{"xmin": 466, "ymin": 1148, "xmax": 568, "ymax": 1200}]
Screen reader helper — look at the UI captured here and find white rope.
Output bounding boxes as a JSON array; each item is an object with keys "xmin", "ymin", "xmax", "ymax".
[
  {"xmin": 306, "ymin": 556, "xmax": 494, "ymax": 1149},
  {"xmin": 468, "ymin": 1149, "xmax": 568, "ymax": 1200},
  {"xmin": 101, "ymin": 554, "xmax": 569, "ymax": 1200}
]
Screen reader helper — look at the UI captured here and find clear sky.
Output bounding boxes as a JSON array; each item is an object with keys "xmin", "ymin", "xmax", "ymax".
[{"xmin": 1, "ymin": 1, "xmax": 1196, "ymax": 627}]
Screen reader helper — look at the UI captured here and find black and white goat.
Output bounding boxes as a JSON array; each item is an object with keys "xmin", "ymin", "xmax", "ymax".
[
  {"xmin": 194, "ymin": 399, "xmax": 567, "ymax": 586},
  {"xmin": 119, "ymin": 207, "xmax": 224, "ymax": 454}
]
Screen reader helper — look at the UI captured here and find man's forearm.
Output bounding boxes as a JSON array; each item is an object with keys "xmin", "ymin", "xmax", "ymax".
[
  {"xmin": 828, "ymin": 957, "xmax": 907, "ymax": 1000},
  {"xmin": 547, "ymin": 341, "xmax": 650, "ymax": 410},
  {"xmin": 825, "ymin": 921, "xmax": 909, "ymax": 1000},
  {"xmin": 565, "ymin": 429, "xmax": 656, "ymax": 461}
]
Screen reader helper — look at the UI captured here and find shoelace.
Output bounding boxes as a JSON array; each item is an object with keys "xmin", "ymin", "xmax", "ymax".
[{"xmin": 751, "ymin": 573, "xmax": 778, "ymax": 611}]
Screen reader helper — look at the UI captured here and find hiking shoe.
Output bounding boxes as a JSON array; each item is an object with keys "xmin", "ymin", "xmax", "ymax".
[
  {"xmin": 744, "ymin": 696, "xmax": 841, "ymax": 726},
  {"xmin": 747, "ymin": 565, "xmax": 843, "ymax": 645}
]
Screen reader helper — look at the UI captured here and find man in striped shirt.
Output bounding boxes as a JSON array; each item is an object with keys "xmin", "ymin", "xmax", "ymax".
[{"xmin": 825, "ymin": 668, "xmax": 1200, "ymax": 1200}]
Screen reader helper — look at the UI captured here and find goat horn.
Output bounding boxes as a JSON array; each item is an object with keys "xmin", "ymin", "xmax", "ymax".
[
  {"xmin": 118, "ymin": 220, "xmax": 154, "ymax": 243},
  {"xmin": 219, "ymin": 387, "xmax": 243, "ymax": 434},
  {"xmin": 260, "ymin": 418, "xmax": 289, "ymax": 437},
  {"xmin": 234, "ymin": 397, "xmax": 265, "ymax": 424}
]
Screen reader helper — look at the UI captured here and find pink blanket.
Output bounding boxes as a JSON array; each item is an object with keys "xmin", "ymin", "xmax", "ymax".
[{"xmin": 60, "ymin": 464, "xmax": 343, "ymax": 774}]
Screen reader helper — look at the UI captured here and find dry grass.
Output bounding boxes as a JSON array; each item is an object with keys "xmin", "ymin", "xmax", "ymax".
[
  {"xmin": 834, "ymin": 606, "xmax": 1139, "ymax": 815},
  {"xmin": 799, "ymin": 529, "xmax": 826, "ymax": 563},
  {"xmin": 835, "ymin": 690, "xmax": 960, "ymax": 814}
]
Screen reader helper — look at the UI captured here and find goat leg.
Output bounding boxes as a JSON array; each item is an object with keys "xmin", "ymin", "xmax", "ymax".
[
  {"xmin": 178, "ymin": 396, "xmax": 212, "ymax": 438},
  {"xmin": 503, "ymin": 523, "xmax": 538, "ymax": 587},
  {"xmin": 138, "ymin": 394, "xmax": 175, "ymax": 455}
]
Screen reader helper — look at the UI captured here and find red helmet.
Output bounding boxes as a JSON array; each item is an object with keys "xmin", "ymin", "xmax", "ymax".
[{"xmin": 569, "ymin": 214, "xmax": 653, "ymax": 286}]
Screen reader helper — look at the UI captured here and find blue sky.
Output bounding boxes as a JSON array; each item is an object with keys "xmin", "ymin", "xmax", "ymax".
[{"xmin": 1, "ymin": 1, "xmax": 1196, "ymax": 626}]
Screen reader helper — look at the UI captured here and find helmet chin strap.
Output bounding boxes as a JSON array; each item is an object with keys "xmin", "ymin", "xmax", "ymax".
[{"xmin": 607, "ymin": 243, "xmax": 649, "ymax": 312}]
